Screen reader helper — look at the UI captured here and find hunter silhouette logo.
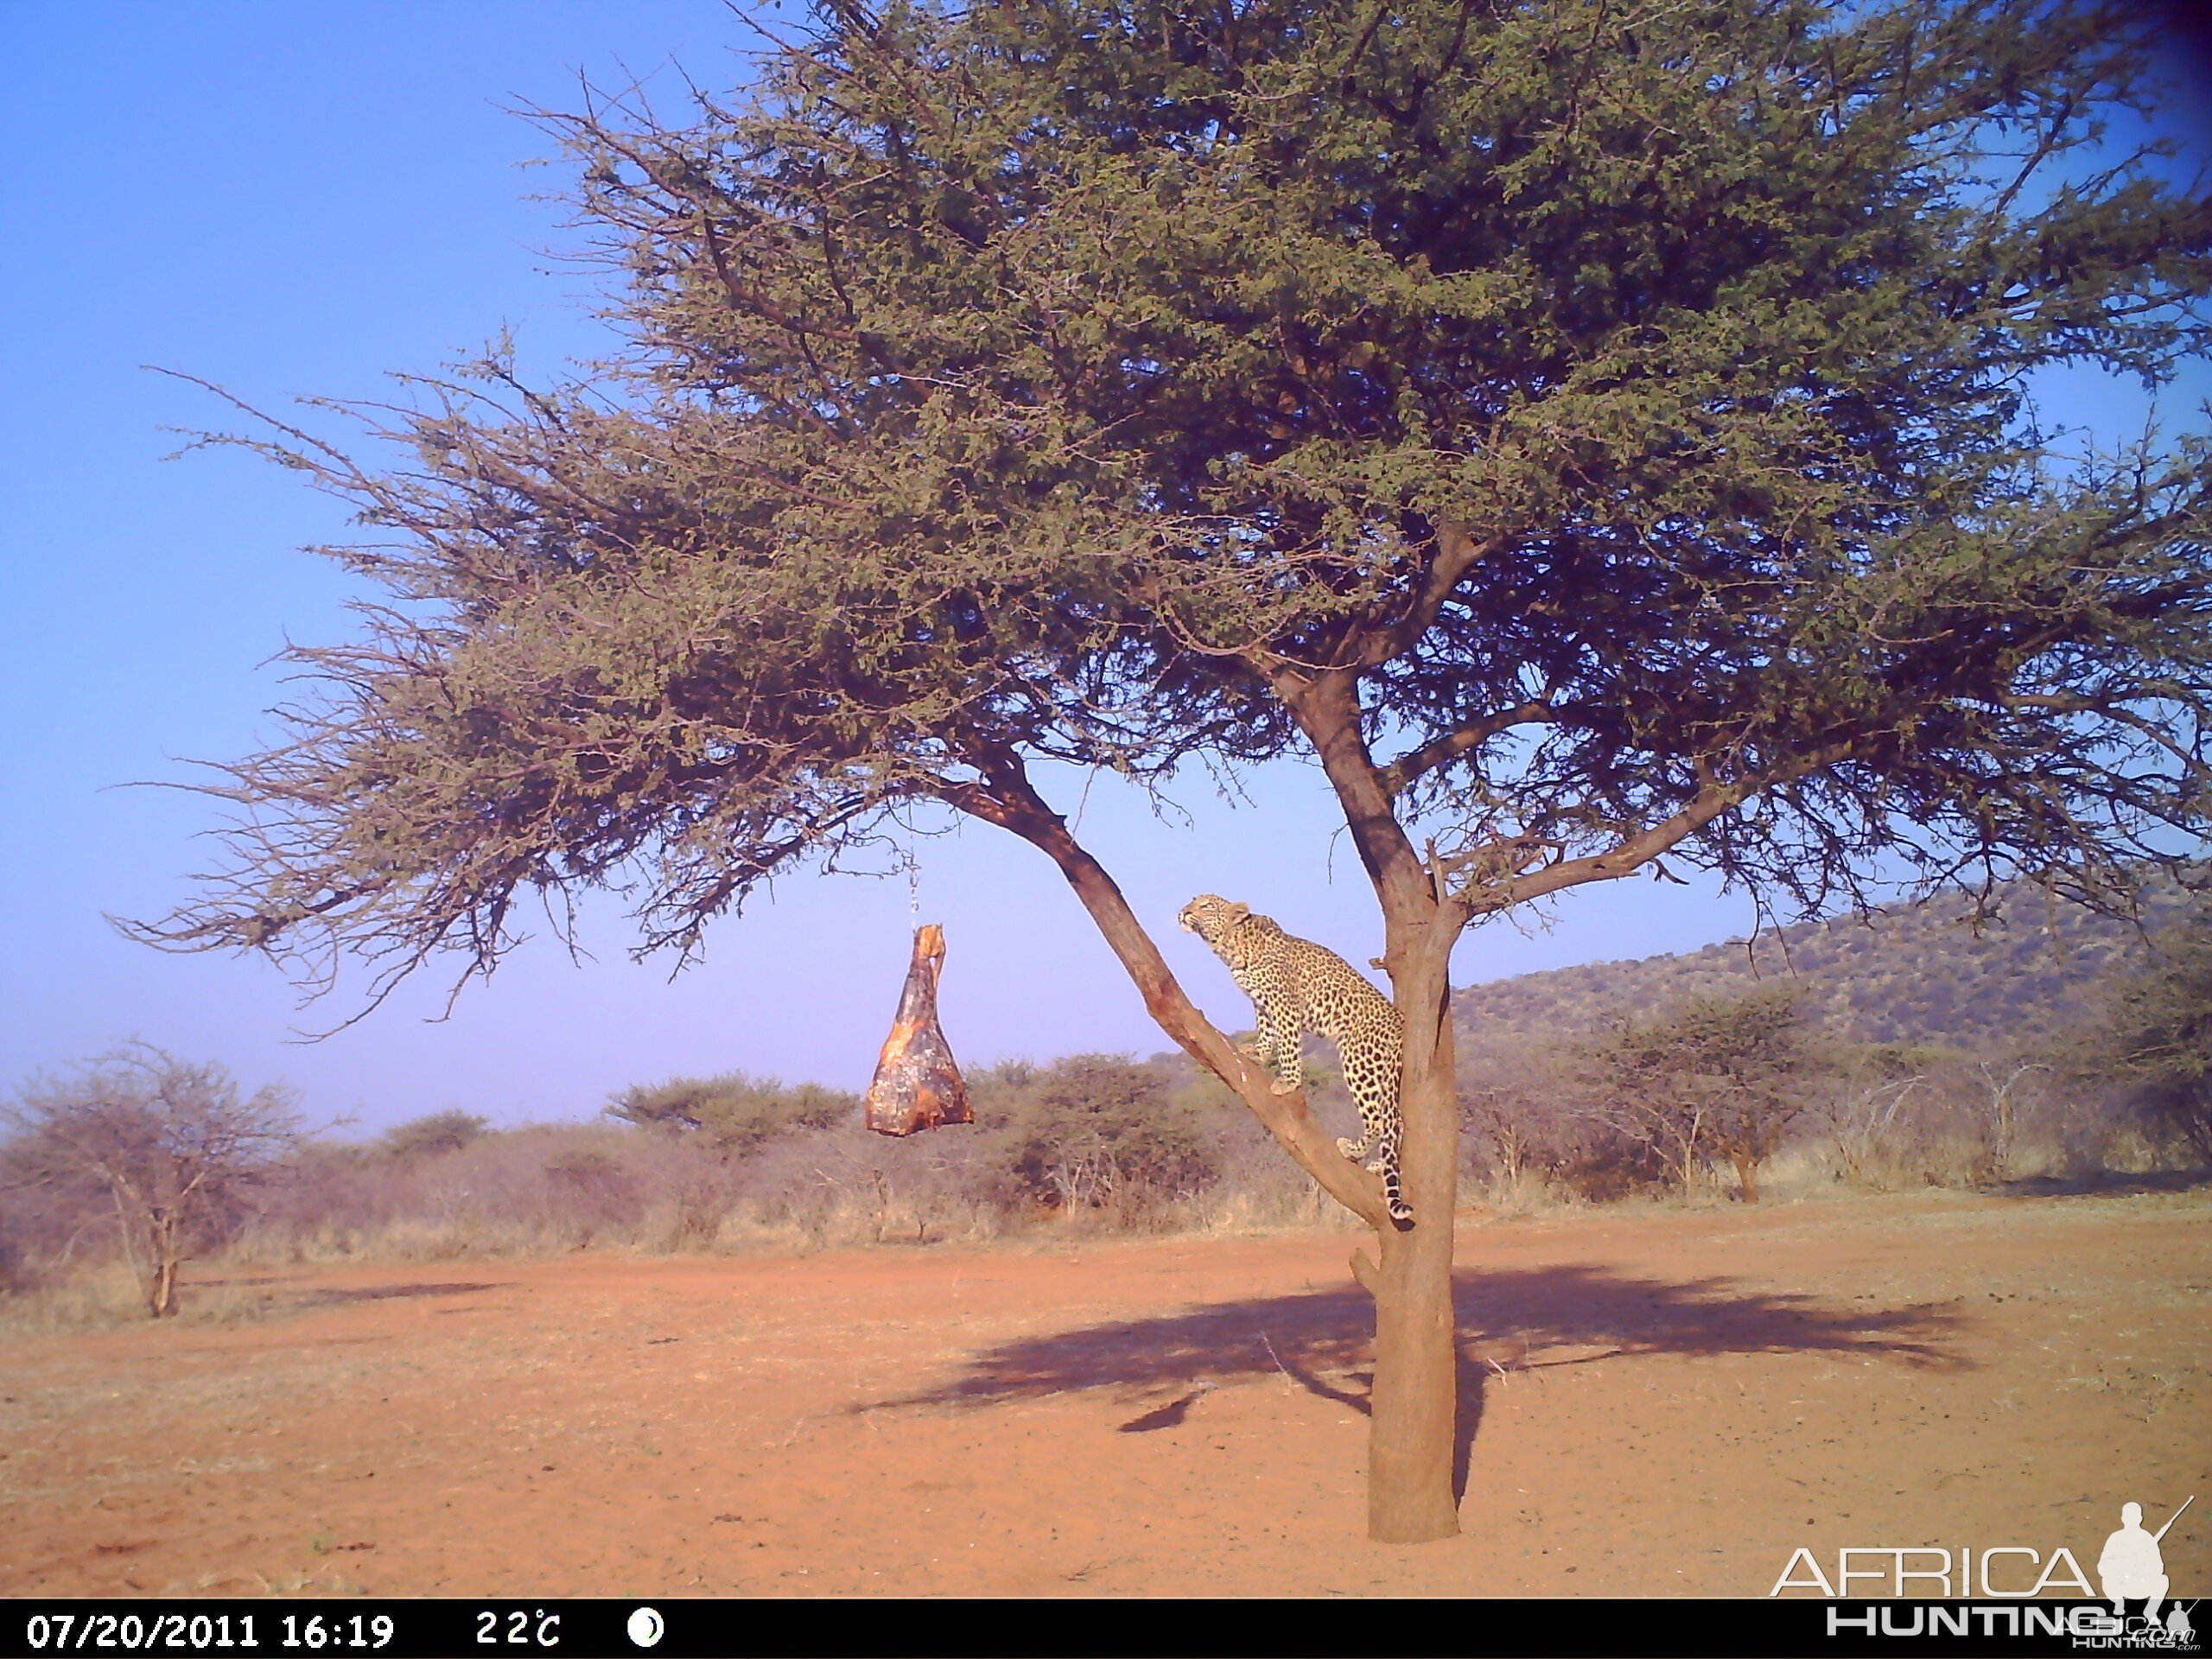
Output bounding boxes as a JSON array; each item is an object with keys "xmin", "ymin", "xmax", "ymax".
[{"xmin": 2101, "ymin": 1497, "xmax": 2188, "ymax": 1627}]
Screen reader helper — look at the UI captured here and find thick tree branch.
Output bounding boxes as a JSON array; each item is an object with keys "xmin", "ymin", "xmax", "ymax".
[
  {"xmin": 1462, "ymin": 745, "xmax": 1860, "ymax": 913},
  {"xmin": 1381, "ymin": 700, "xmax": 1556, "ymax": 796},
  {"xmin": 939, "ymin": 753, "xmax": 1395, "ymax": 1231},
  {"xmin": 1269, "ymin": 668, "xmax": 1435, "ymax": 918},
  {"xmin": 1357, "ymin": 520, "xmax": 1498, "ymax": 668}
]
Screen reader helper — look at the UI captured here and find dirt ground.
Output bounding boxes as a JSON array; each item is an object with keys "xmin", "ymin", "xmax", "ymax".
[{"xmin": 3, "ymin": 1186, "xmax": 2206, "ymax": 1598}]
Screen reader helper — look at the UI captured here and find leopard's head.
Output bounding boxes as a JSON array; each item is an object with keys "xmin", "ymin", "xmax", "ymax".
[{"xmin": 1178, "ymin": 894, "xmax": 1251, "ymax": 944}]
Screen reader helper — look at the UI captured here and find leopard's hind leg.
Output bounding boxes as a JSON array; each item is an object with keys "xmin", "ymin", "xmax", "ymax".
[
  {"xmin": 1334, "ymin": 1051, "xmax": 1386, "ymax": 1162},
  {"xmin": 1344, "ymin": 1061, "xmax": 1413, "ymax": 1228}
]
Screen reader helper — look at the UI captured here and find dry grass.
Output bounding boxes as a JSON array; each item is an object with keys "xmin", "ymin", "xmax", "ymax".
[
  {"xmin": 0, "ymin": 1259, "xmax": 294, "ymax": 1337},
  {"xmin": 8, "ymin": 1073, "xmax": 2197, "ymax": 1338},
  {"xmin": 0, "ymin": 1172, "xmax": 1591, "ymax": 1337}
]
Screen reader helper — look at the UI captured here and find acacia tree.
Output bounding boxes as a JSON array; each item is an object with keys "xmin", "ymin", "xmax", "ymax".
[
  {"xmin": 3, "ymin": 1048, "xmax": 304, "ymax": 1318},
  {"xmin": 2083, "ymin": 897, "xmax": 2212, "ymax": 1160},
  {"xmin": 605, "ymin": 1071, "xmax": 856, "ymax": 1148},
  {"xmin": 1584, "ymin": 988, "xmax": 1818, "ymax": 1200},
  {"xmin": 132, "ymin": 0, "xmax": 2212, "ymax": 1540},
  {"xmin": 1461, "ymin": 1042, "xmax": 1587, "ymax": 1194}
]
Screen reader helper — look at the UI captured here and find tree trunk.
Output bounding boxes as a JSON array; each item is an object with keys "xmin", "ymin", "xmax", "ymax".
[
  {"xmin": 1732, "ymin": 1150, "xmax": 1760, "ymax": 1203},
  {"xmin": 956, "ymin": 749, "xmax": 1456, "ymax": 1541},
  {"xmin": 1360, "ymin": 910, "xmax": 1462, "ymax": 1542},
  {"xmin": 149, "ymin": 1216, "xmax": 180, "ymax": 1319},
  {"xmin": 1671, "ymin": 1107, "xmax": 1704, "ymax": 1193}
]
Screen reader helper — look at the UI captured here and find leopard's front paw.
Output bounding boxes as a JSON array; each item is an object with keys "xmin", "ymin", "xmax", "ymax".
[
  {"xmin": 1268, "ymin": 1077, "xmax": 1300, "ymax": 1096},
  {"xmin": 1335, "ymin": 1136, "xmax": 1361, "ymax": 1160}
]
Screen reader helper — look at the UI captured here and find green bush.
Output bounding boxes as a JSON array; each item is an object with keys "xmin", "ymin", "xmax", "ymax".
[
  {"xmin": 2077, "ymin": 899, "xmax": 2212, "ymax": 1163},
  {"xmin": 605, "ymin": 1071, "xmax": 855, "ymax": 1152},
  {"xmin": 988, "ymin": 1054, "xmax": 1224, "ymax": 1215},
  {"xmin": 1582, "ymin": 988, "xmax": 1820, "ymax": 1200},
  {"xmin": 378, "ymin": 1109, "xmax": 489, "ymax": 1161}
]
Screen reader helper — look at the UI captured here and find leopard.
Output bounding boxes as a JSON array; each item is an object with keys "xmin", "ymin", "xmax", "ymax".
[{"xmin": 1178, "ymin": 894, "xmax": 1413, "ymax": 1229}]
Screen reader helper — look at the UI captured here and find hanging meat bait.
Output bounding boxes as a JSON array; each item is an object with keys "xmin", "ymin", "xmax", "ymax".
[{"xmin": 864, "ymin": 924, "xmax": 973, "ymax": 1135}]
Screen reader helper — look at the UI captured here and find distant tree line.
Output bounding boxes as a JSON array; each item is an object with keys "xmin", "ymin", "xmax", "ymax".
[
  {"xmin": 5, "ymin": 899, "xmax": 2207, "ymax": 1318},
  {"xmin": 1461, "ymin": 897, "xmax": 2212, "ymax": 1200}
]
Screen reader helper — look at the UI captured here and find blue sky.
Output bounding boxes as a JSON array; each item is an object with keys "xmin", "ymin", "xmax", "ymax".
[{"xmin": 2, "ymin": 3, "xmax": 2207, "ymax": 1135}]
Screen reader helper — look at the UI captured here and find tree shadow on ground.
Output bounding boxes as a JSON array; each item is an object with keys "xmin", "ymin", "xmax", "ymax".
[
  {"xmin": 294, "ymin": 1281, "xmax": 508, "ymax": 1306},
  {"xmin": 862, "ymin": 1263, "xmax": 1971, "ymax": 1502},
  {"xmin": 194, "ymin": 1275, "xmax": 510, "ymax": 1305},
  {"xmin": 1986, "ymin": 1168, "xmax": 2212, "ymax": 1199}
]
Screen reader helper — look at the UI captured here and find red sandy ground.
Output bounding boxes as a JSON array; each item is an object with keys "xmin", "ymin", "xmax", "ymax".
[{"xmin": 2, "ymin": 1188, "xmax": 2205, "ymax": 1598}]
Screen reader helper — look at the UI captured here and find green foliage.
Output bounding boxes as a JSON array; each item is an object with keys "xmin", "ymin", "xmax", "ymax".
[
  {"xmin": 2081, "ymin": 899, "xmax": 2212, "ymax": 1160},
  {"xmin": 1455, "ymin": 877, "xmax": 2196, "ymax": 1056},
  {"xmin": 1599, "ymin": 986, "xmax": 1810, "ymax": 1077},
  {"xmin": 1584, "ymin": 986, "xmax": 1821, "ymax": 1197},
  {"xmin": 605, "ymin": 1071, "xmax": 855, "ymax": 1151},
  {"xmin": 378, "ymin": 1109, "xmax": 488, "ymax": 1161},
  {"xmin": 130, "ymin": 0, "xmax": 2212, "ymax": 1016},
  {"xmin": 987, "ymin": 1054, "xmax": 1224, "ymax": 1211}
]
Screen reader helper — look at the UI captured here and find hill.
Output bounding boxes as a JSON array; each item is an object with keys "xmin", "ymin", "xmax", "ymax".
[{"xmin": 1452, "ymin": 880, "xmax": 2195, "ymax": 1057}]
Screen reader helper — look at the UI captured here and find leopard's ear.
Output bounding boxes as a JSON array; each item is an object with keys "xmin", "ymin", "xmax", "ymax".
[{"xmin": 1225, "ymin": 901, "xmax": 1250, "ymax": 922}]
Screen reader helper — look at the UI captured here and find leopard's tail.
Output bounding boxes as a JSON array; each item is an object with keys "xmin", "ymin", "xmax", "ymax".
[
  {"xmin": 1388, "ymin": 1179, "xmax": 1414, "ymax": 1229},
  {"xmin": 1370, "ymin": 1128, "xmax": 1414, "ymax": 1230}
]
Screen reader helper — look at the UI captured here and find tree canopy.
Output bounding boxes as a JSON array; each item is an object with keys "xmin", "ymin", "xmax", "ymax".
[
  {"xmin": 136, "ymin": 0, "xmax": 2212, "ymax": 1014},
  {"xmin": 1585, "ymin": 986, "xmax": 1817, "ymax": 1198},
  {"xmin": 606, "ymin": 1070, "xmax": 857, "ymax": 1149}
]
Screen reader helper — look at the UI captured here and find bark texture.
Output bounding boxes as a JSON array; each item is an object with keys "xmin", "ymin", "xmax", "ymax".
[{"xmin": 1359, "ymin": 906, "xmax": 1465, "ymax": 1541}]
